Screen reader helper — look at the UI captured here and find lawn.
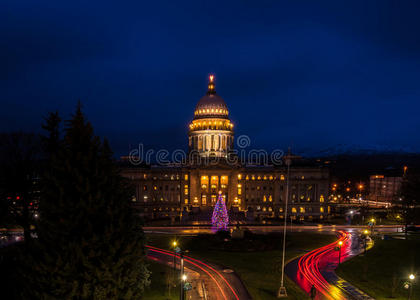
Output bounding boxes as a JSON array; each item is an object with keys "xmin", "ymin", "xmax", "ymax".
[
  {"xmin": 336, "ymin": 237, "xmax": 420, "ymax": 300},
  {"xmin": 146, "ymin": 232, "xmax": 337, "ymax": 300},
  {"xmin": 143, "ymin": 261, "xmax": 179, "ymax": 300}
]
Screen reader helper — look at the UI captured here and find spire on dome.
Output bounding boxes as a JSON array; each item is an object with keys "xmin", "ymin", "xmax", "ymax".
[{"xmin": 207, "ymin": 74, "xmax": 216, "ymax": 94}]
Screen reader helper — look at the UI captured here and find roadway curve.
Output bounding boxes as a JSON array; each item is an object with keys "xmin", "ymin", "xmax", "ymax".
[
  {"xmin": 286, "ymin": 230, "xmax": 373, "ymax": 300},
  {"xmin": 146, "ymin": 245, "xmax": 251, "ymax": 300}
]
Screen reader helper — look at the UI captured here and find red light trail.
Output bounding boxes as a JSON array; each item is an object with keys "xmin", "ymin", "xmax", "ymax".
[
  {"xmin": 297, "ymin": 231, "xmax": 351, "ymax": 300},
  {"xmin": 146, "ymin": 245, "xmax": 240, "ymax": 300}
]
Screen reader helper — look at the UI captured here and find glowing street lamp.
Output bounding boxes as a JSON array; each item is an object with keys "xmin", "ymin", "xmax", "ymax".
[
  {"xmin": 409, "ymin": 274, "xmax": 415, "ymax": 280},
  {"xmin": 407, "ymin": 274, "xmax": 415, "ymax": 300},
  {"xmin": 369, "ymin": 218, "xmax": 376, "ymax": 235},
  {"xmin": 172, "ymin": 240, "xmax": 179, "ymax": 285}
]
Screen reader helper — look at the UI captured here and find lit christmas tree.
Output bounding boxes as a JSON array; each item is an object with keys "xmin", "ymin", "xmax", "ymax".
[{"xmin": 212, "ymin": 193, "xmax": 229, "ymax": 231}]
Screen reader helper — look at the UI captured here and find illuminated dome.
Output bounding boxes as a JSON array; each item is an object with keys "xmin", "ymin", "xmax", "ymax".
[
  {"xmin": 189, "ymin": 75, "xmax": 234, "ymax": 158},
  {"xmin": 193, "ymin": 75, "xmax": 229, "ymax": 120}
]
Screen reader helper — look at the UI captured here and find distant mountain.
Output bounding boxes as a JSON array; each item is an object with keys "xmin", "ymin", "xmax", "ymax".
[{"xmin": 296, "ymin": 144, "xmax": 418, "ymax": 158}]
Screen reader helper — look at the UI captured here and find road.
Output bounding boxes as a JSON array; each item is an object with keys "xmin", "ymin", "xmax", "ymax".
[
  {"xmin": 144, "ymin": 224, "xmax": 401, "ymax": 236},
  {"xmin": 146, "ymin": 245, "xmax": 251, "ymax": 300},
  {"xmin": 145, "ymin": 225, "xmax": 391, "ymax": 299},
  {"xmin": 286, "ymin": 229, "xmax": 374, "ymax": 300}
]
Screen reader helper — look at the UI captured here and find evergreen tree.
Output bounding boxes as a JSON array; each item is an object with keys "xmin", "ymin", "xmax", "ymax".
[
  {"xmin": 22, "ymin": 104, "xmax": 150, "ymax": 299},
  {"xmin": 399, "ymin": 168, "xmax": 420, "ymax": 239},
  {"xmin": 211, "ymin": 193, "xmax": 229, "ymax": 231}
]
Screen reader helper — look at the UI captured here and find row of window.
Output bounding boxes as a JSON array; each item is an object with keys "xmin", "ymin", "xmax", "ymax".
[
  {"xmin": 252, "ymin": 206, "xmax": 329, "ymax": 213},
  {"xmin": 140, "ymin": 195, "xmax": 181, "ymax": 202},
  {"xmin": 194, "ymin": 108, "xmax": 228, "ymax": 115},
  {"xmin": 238, "ymin": 174, "xmax": 281, "ymax": 181}
]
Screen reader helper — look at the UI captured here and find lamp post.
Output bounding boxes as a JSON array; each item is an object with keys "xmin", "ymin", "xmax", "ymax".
[
  {"xmin": 278, "ymin": 154, "xmax": 291, "ymax": 298},
  {"xmin": 172, "ymin": 240, "xmax": 178, "ymax": 282},
  {"xmin": 370, "ymin": 218, "xmax": 375, "ymax": 235},
  {"xmin": 363, "ymin": 229, "xmax": 369, "ymax": 254},
  {"xmin": 408, "ymin": 274, "xmax": 415, "ymax": 300},
  {"xmin": 180, "ymin": 251, "xmax": 184, "ymax": 300},
  {"xmin": 182, "ymin": 274, "xmax": 187, "ymax": 300},
  {"xmin": 338, "ymin": 241, "xmax": 343, "ymax": 265}
]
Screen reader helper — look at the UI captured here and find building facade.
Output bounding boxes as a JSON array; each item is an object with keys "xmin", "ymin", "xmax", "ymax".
[
  {"xmin": 121, "ymin": 76, "xmax": 330, "ymax": 222},
  {"xmin": 369, "ymin": 175, "xmax": 402, "ymax": 203}
]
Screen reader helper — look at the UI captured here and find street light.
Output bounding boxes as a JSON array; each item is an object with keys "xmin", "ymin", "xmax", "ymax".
[
  {"xmin": 278, "ymin": 153, "xmax": 291, "ymax": 298},
  {"xmin": 410, "ymin": 274, "xmax": 415, "ymax": 280},
  {"xmin": 369, "ymin": 218, "xmax": 375, "ymax": 235},
  {"xmin": 362, "ymin": 230, "xmax": 369, "ymax": 254},
  {"xmin": 172, "ymin": 240, "xmax": 178, "ymax": 283},
  {"xmin": 408, "ymin": 274, "xmax": 415, "ymax": 300},
  {"xmin": 182, "ymin": 274, "xmax": 187, "ymax": 281},
  {"xmin": 338, "ymin": 241, "xmax": 343, "ymax": 265}
]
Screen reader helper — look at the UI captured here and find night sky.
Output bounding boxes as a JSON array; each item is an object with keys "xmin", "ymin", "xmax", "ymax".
[{"xmin": 2, "ymin": 1, "xmax": 420, "ymax": 156}]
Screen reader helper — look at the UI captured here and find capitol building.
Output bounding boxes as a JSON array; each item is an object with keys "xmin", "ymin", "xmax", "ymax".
[{"xmin": 121, "ymin": 76, "xmax": 330, "ymax": 222}]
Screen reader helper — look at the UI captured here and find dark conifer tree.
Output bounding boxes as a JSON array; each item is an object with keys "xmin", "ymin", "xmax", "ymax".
[
  {"xmin": 399, "ymin": 168, "xmax": 420, "ymax": 239},
  {"xmin": 22, "ymin": 104, "xmax": 149, "ymax": 299}
]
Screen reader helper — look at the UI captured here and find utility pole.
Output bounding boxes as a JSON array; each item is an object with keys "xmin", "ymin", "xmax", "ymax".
[{"xmin": 278, "ymin": 152, "xmax": 291, "ymax": 298}]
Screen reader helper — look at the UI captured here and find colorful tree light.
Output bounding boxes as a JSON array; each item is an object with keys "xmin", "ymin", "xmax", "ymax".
[{"xmin": 212, "ymin": 193, "xmax": 229, "ymax": 231}]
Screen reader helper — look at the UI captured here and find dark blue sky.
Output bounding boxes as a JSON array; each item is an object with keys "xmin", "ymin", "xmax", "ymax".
[{"xmin": 2, "ymin": 1, "xmax": 420, "ymax": 156}]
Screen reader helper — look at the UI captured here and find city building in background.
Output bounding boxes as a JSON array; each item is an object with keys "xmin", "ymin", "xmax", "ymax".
[{"xmin": 369, "ymin": 174, "xmax": 402, "ymax": 203}]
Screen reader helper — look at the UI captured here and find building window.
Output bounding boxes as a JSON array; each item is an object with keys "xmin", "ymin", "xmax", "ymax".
[
  {"xmin": 184, "ymin": 185, "xmax": 188, "ymax": 195},
  {"xmin": 238, "ymin": 174, "xmax": 242, "ymax": 180},
  {"xmin": 153, "ymin": 185, "xmax": 157, "ymax": 191},
  {"xmin": 211, "ymin": 176, "xmax": 218, "ymax": 189},
  {"xmin": 263, "ymin": 195, "xmax": 267, "ymax": 202},
  {"xmin": 185, "ymin": 199, "xmax": 188, "ymax": 204},
  {"xmin": 300, "ymin": 207, "xmax": 305, "ymax": 213},
  {"xmin": 269, "ymin": 195, "xmax": 273, "ymax": 202},
  {"xmin": 237, "ymin": 184, "xmax": 242, "ymax": 195},
  {"xmin": 143, "ymin": 185, "xmax": 147, "ymax": 191},
  {"xmin": 184, "ymin": 174, "xmax": 188, "ymax": 181},
  {"xmin": 280, "ymin": 175, "xmax": 285, "ymax": 181},
  {"xmin": 269, "ymin": 175, "xmax": 273, "ymax": 180},
  {"xmin": 202, "ymin": 195, "xmax": 207, "ymax": 205},
  {"xmin": 201, "ymin": 176, "xmax": 209, "ymax": 189},
  {"xmin": 292, "ymin": 207, "xmax": 297, "ymax": 213},
  {"xmin": 211, "ymin": 194, "xmax": 217, "ymax": 204},
  {"xmin": 320, "ymin": 207, "xmax": 324, "ymax": 213},
  {"xmin": 221, "ymin": 175, "xmax": 228, "ymax": 187},
  {"xmin": 320, "ymin": 195, "xmax": 325, "ymax": 203}
]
